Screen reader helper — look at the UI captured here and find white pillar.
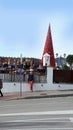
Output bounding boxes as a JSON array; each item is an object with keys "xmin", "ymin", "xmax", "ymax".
[{"xmin": 47, "ymin": 67, "xmax": 53, "ymax": 84}]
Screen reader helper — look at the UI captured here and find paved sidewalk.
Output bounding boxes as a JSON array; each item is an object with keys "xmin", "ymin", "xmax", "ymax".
[{"xmin": 0, "ymin": 90, "xmax": 73, "ymax": 100}]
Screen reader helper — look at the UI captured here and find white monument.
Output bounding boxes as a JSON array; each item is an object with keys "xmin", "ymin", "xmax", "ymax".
[{"xmin": 43, "ymin": 53, "xmax": 50, "ymax": 66}]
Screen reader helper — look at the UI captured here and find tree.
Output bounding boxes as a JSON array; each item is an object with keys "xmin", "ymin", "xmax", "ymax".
[
  {"xmin": 66, "ymin": 55, "xmax": 73, "ymax": 69},
  {"xmin": 56, "ymin": 53, "xmax": 58, "ymax": 58},
  {"xmin": 62, "ymin": 64, "xmax": 69, "ymax": 70}
]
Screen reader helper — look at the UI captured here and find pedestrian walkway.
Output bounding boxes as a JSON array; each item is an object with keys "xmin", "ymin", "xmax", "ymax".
[{"xmin": 0, "ymin": 90, "xmax": 73, "ymax": 100}]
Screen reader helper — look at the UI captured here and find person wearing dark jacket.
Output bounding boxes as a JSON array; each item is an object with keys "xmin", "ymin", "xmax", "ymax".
[
  {"xmin": 0, "ymin": 79, "xmax": 3, "ymax": 97},
  {"xmin": 28, "ymin": 71, "xmax": 34, "ymax": 92}
]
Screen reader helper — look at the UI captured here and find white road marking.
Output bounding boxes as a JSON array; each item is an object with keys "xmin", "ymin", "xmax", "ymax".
[
  {"xmin": 25, "ymin": 128, "xmax": 73, "ymax": 130},
  {"xmin": 70, "ymin": 118, "xmax": 73, "ymax": 122},
  {"xmin": 26, "ymin": 128, "xmax": 73, "ymax": 130},
  {"xmin": 1, "ymin": 117, "xmax": 73, "ymax": 130},
  {"xmin": 4, "ymin": 128, "xmax": 73, "ymax": 130},
  {"xmin": 0, "ymin": 110, "xmax": 73, "ymax": 117},
  {"xmin": 3, "ymin": 118, "xmax": 70, "ymax": 123}
]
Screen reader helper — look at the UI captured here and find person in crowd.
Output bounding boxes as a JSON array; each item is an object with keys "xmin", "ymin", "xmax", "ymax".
[
  {"xmin": 0, "ymin": 79, "xmax": 3, "ymax": 97},
  {"xmin": 28, "ymin": 70, "xmax": 34, "ymax": 92}
]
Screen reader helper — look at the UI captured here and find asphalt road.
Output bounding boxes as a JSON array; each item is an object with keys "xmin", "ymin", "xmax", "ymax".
[{"xmin": 0, "ymin": 97, "xmax": 73, "ymax": 130}]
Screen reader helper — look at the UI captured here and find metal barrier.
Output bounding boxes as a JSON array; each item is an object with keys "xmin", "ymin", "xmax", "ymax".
[{"xmin": 0, "ymin": 73, "xmax": 47, "ymax": 83}]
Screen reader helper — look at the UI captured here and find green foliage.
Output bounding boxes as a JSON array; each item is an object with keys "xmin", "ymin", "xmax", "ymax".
[
  {"xmin": 62, "ymin": 64, "xmax": 69, "ymax": 70},
  {"xmin": 66, "ymin": 55, "xmax": 73, "ymax": 69},
  {"xmin": 66, "ymin": 55, "xmax": 73, "ymax": 65}
]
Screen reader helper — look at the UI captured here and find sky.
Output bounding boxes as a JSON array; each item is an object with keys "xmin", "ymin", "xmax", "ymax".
[{"xmin": 0, "ymin": 0, "xmax": 73, "ymax": 59}]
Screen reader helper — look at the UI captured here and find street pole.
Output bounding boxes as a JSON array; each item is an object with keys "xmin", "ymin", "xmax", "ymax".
[{"xmin": 20, "ymin": 54, "xmax": 22, "ymax": 97}]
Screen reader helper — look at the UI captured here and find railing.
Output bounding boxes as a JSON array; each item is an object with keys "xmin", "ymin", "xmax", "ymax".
[
  {"xmin": 1, "ymin": 70, "xmax": 73, "ymax": 84},
  {"xmin": 0, "ymin": 73, "xmax": 47, "ymax": 83}
]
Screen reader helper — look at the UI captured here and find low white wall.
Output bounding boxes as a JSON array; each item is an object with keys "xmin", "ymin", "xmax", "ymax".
[
  {"xmin": 2, "ymin": 82, "xmax": 30, "ymax": 93},
  {"xmin": 2, "ymin": 67, "xmax": 73, "ymax": 93},
  {"xmin": 2, "ymin": 82, "xmax": 73, "ymax": 93},
  {"xmin": 32, "ymin": 83, "xmax": 73, "ymax": 91}
]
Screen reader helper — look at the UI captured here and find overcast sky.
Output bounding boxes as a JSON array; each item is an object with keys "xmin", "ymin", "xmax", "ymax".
[{"xmin": 0, "ymin": 0, "xmax": 73, "ymax": 58}]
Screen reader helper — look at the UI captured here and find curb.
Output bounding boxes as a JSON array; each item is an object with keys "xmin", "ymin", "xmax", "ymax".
[
  {"xmin": 0, "ymin": 93, "xmax": 73, "ymax": 101},
  {"xmin": 11, "ymin": 93, "xmax": 73, "ymax": 100}
]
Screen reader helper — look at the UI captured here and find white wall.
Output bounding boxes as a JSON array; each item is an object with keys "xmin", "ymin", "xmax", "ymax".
[{"xmin": 2, "ymin": 82, "xmax": 73, "ymax": 93}]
